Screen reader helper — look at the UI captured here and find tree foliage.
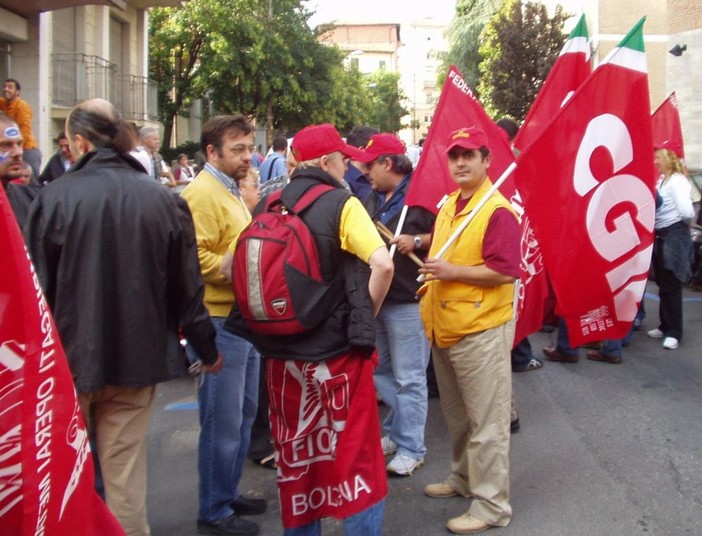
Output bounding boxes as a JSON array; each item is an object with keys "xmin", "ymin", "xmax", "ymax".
[
  {"xmin": 440, "ymin": 0, "xmax": 500, "ymax": 92},
  {"xmin": 149, "ymin": 0, "xmax": 408, "ymax": 147},
  {"xmin": 477, "ymin": 0, "xmax": 570, "ymax": 121}
]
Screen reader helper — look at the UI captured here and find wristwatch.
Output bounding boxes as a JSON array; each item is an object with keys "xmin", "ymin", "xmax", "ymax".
[{"xmin": 413, "ymin": 235, "xmax": 422, "ymax": 249}]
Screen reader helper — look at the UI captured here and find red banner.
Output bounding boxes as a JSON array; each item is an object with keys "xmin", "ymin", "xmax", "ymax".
[
  {"xmin": 0, "ymin": 187, "xmax": 124, "ymax": 535},
  {"xmin": 405, "ymin": 65, "xmax": 516, "ymax": 214},
  {"xmin": 513, "ymin": 19, "xmax": 656, "ymax": 346},
  {"xmin": 651, "ymin": 91, "xmax": 685, "ymax": 158},
  {"xmin": 267, "ymin": 352, "xmax": 387, "ymax": 528},
  {"xmin": 511, "ymin": 14, "xmax": 592, "ymax": 343},
  {"xmin": 513, "ymin": 14, "xmax": 591, "ymax": 154}
]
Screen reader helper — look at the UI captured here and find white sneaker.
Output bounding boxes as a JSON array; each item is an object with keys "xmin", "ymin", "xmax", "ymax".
[
  {"xmin": 380, "ymin": 436, "xmax": 397, "ymax": 456},
  {"xmin": 387, "ymin": 453, "xmax": 424, "ymax": 476},
  {"xmin": 662, "ymin": 337, "xmax": 679, "ymax": 350},
  {"xmin": 647, "ymin": 328, "xmax": 664, "ymax": 339}
]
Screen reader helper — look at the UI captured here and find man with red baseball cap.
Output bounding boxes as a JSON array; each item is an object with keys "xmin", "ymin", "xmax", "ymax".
[
  {"xmin": 418, "ymin": 126, "xmax": 520, "ymax": 534},
  {"xmin": 247, "ymin": 123, "xmax": 394, "ymax": 534},
  {"xmin": 357, "ymin": 133, "xmax": 435, "ymax": 477}
]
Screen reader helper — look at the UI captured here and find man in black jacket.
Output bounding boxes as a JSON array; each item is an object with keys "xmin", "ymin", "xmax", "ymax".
[
  {"xmin": 25, "ymin": 98, "xmax": 221, "ymax": 536},
  {"xmin": 0, "ymin": 112, "xmax": 37, "ymax": 227},
  {"xmin": 37, "ymin": 131, "xmax": 73, "ymax": 184}
]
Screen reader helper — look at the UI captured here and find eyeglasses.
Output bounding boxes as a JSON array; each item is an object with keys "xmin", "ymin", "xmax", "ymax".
[{"xmin": 231, "ymin": 144, "xmax": 256, "ymax": 156}]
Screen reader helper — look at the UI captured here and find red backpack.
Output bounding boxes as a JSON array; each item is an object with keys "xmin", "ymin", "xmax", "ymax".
[{"xmin": 231, "ymin": 184, "xmax": 343, "ymax": 335}]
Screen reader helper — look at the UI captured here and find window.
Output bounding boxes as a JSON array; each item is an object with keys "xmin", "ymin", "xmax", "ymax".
[
  {"xmin": 379, "ymin": 60, "xmax": 386, "ymax": 70},
  {"xmin": 350, "ymin": 58, "xmax": 359, "ymax": 69}
]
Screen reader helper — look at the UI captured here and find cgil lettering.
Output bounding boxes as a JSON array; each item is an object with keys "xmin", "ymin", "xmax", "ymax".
[{"xmin": 573, "ymin": 113, "xmax": 654, "ymax": 323}]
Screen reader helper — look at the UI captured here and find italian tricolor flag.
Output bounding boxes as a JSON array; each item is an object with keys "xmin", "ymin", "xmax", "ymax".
[
  {"xmin": 514, "ymin": 17, "xmax": 657, "ymax": 346},
  {"xmin": 511, "ymin": 13, "xmax": 592, "ymax": 344}
]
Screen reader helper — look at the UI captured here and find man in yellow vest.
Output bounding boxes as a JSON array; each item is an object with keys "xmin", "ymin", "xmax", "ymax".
[{"xmin": 418, "ymin": 126, "xmax": 520, "ymax": 535}]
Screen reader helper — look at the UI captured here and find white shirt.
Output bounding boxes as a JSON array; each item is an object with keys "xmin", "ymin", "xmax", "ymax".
[
  {"xmin": 655, "ymin": 172, "xmax": 694, "ymax": 229},
  {"xmin": 129, "ymin": 146, "xmax": 152, "ymax": 175}
]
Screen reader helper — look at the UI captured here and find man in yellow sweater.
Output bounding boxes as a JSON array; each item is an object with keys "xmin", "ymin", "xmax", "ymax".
[
  {"xmin": 418, "ymin": 127, "xmax": 520, "ymax": 535},
  {"xmin": 182, "ymin": 115, "xmax": 265, "ymax": 536}
]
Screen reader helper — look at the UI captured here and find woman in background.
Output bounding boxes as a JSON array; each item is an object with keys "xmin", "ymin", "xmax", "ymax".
[{"xmin": 647, "ymin": 141, "xmax": 694, "ymax": 350}]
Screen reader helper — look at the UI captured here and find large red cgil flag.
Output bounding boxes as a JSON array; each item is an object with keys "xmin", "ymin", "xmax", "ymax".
[
  {"xmin": 405, "ymin": 65, "xmax": 516, "ymax": 214},
  {"xmin": 651, "ymin": 91, "xmax": 685, "ymax": 159},
  {"xmin": 0, "ymin": 187, "xmax": 124, "ymax": 535},
  {"xmin": 513, "ymin": 17, "xmax": 656, "ymax": 346},
  {"xmin": 510, "ymin": 13, "xmax": 592, "ymax": 343}
]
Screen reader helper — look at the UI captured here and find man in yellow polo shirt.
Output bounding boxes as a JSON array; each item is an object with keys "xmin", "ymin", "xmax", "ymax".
[
  {"xmin": 0, "ymin": 79, "xmax": 41, "ymax": 179},
  {"xmin": 419, "ymin": 126, "xmax": 520, "ymax": 535},
  {"xmin": 182, "ymin": 115, "xmax": 265, "ymax": 536}
]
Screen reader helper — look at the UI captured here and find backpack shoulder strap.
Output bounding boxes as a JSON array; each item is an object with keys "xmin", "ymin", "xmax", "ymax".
[
  {"xmin": 289, "ymin": 184, "xmax": 336, "ymax": 214},
  {"xmin": 262, "ymin": 189, "xmax": 284, "ymax": 212}
]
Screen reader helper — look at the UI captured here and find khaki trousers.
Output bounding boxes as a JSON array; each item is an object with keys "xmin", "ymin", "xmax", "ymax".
[
  {"xmin": 80, "ymin": 385, "xmax": 156, "ymax": 536},
  {"xmin": 432, "ymin": 320, "xmax": 514, "ymax": 526}
]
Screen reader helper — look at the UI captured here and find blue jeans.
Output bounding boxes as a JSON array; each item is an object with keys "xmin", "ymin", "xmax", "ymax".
[
  {"xmin": 196, "ymin": 317, "xmax": 260, "ymax": 522},
  {"xmin": 373, "ymin": 303, "xmax": 430, "ymax": 459},
  {"xmin": 556, "ymin": 318, "xmax": 579, "ymax": 356},
  {"xmin": 283, "ymin": 500, "xmax": 385, "ymax": 536},
  {"xmin": 511, "ymin": 337, "xmax": 535, "ymax": 370}
]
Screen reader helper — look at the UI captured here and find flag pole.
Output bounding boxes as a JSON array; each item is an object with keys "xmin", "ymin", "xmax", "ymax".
[
  {"xmin": 417, "ymin": 162, "xmax": 517, "ymax": 282},
  {"xmin": 388, "ymin": 205, "xmax": 409, "ymax": 258}
]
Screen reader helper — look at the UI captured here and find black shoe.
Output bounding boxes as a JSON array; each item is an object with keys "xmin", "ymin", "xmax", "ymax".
[
  {"xmin": 197, "ymin": 514, "xmax": 259, "ymax": 536},
  {"xmin": 231, "ymin": 495, "xmax": 267, "ymax": 516},
  {"xmin": 510, "ymin": 418, "xmax": 520, "ymax": 434}
]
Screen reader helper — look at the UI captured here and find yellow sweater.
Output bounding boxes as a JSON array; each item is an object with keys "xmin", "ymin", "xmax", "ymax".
[
  {"xmin": 182, "ymin": 170, "xmax": 251, "ymax": 317},
  {"xmin": 419, "ymin": 178, "xmax": 516, "ymax": 348}
]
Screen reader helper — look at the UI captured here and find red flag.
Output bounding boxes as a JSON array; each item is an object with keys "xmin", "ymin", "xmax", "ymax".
[
  {"xmin": 513, "ymin": 18, "xmax": 656, "ymax": 347},
  {"xmin": 651, "ymin": 91, "xmax": 685, "ymax": 158},
  {"xmin": 405, "ymin": 65, "xmax": 516, "ymax": 214},
  {"xmin": 513, "ymin": 14, "xmax": 592, "ymax": 153},
  {"xmin": 511, "ymin": 14, "xmax": 592, "ymax": 344},
  {"xmin": 0, "ymin": 188, "xmax": 124, "ymax": 534}
]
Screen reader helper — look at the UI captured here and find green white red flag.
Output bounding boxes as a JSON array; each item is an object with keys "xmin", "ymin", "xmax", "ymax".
[
  {"xmin": 511, "ymin": 13, "xmax": 592, "ymax": 344},
  {"xmin": 405, "ymin": 65, "xmax": 517, "ymax": 214},
  {"xmin": 513, "ymin": 17, "xmax": 656, "ymax": 346},
  {"xmin": 513, "ymin": 13, "xmax": 591, "ymax": 153},
  {"xmin": 651, "ymin": 91, "xmax": 685, "ymax": 159},
  {"xmin": 0, "ymin": 187, "xmax": 124, "ymax": 535}
]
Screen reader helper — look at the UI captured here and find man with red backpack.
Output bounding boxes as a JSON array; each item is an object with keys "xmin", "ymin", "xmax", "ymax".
[{"xmin": 226, "ymin": 123, "xmax": 394, "ymax": 535}]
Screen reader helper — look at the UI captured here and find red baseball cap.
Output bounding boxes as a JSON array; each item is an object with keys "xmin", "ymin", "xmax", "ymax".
[
  {"xmin": 654, "ymin": 139, "xmax": 683, "ymax": 159},
  {"xmin": 355, "ymin": 133, "xmax": 406, "ymax": 163},
  {"xmin": 445, "ymin": 126, "xmax": 490, "ymax": 154},
  {"xmin": 291, "ymin": 123, "xmax": 365, "ymax": 162}
]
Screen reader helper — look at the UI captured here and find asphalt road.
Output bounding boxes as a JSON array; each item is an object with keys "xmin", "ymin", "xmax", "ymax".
[{"xmin": 145, "ymin": 282, "xmax": 702, "ymax": 535}]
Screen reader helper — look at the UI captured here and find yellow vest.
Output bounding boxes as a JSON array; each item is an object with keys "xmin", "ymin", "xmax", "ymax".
[{"xmin": 419, "ymin": 178, "xmax": 516, "ymax": 348}]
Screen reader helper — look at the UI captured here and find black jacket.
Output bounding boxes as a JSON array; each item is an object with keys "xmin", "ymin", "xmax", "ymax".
[
  {"xmin": 4, "ymin": 181, "xmax": 39, "ymax": 229},
  {"xmin": 25, "ymin": 148, "xmax": 216, "ymax": 392},
  {"xmin": 38, "ymin": 151, "xmax": 68, "ymax": 184},
  {"xmin": 363, "ymin": 181, "xmax": 436, "ymax": 304},
  {"xmin": 226, "ymin": 168, "xmax": 376, "ymax": 361}
]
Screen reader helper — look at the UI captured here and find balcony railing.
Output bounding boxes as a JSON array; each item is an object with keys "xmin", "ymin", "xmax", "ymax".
[
  {"xmin": 52, "ymin": 53, "xmax": 158, "ymax": 122},
  {"xmin": 113, "ymin": 75, "xmax": 159, "ymax": 122}
]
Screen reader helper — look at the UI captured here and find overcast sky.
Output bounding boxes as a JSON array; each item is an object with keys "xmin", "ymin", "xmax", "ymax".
[{"xmin": 305, "ymin": 0, "xmax": 457, "ymax": 26}]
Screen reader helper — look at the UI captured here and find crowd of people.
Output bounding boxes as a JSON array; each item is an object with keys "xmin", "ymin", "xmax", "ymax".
[{"xmin": 1, "ymin": 79, "xmax": 698, "ymax": 536}]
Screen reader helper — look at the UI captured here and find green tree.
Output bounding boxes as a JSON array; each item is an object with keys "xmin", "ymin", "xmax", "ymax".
[
  {"xmin": 149, "ymin": 0, "xmax": 380, "ymax": 147},
  {"xmin": 477, "ymin": 0, "xmax": 571, "ymax": 120},
  {"xmin": 441, "ymin": 0, "xmax": 500, "ymax": 92},
  {"xmin": 363, "ymin": 70, "xmax": 410, "ymax": 133}
]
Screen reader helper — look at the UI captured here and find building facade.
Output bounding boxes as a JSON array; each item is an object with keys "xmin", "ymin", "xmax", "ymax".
[{"xmin": 0, "ymin": 0, "xmax": 171, "ymax": 166}]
